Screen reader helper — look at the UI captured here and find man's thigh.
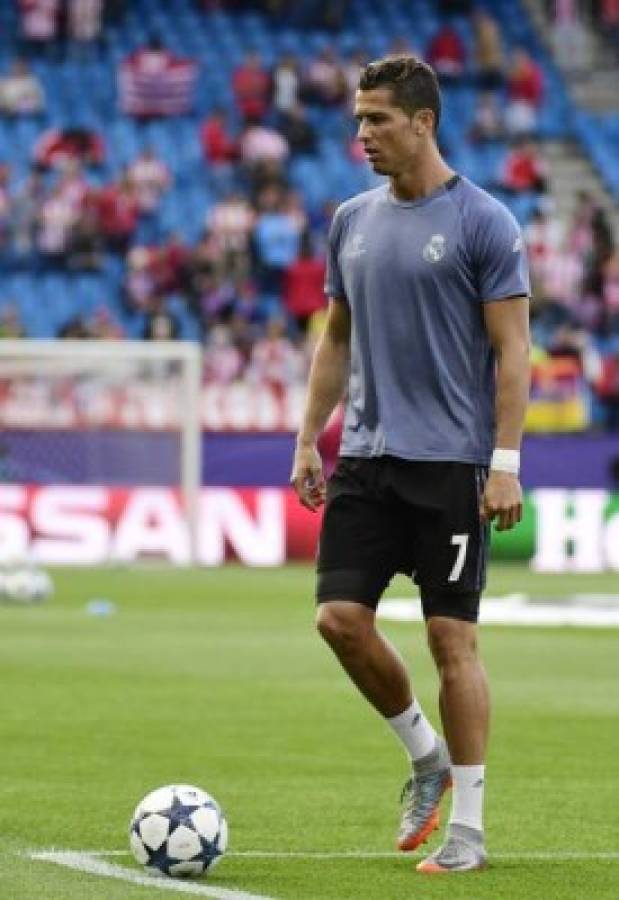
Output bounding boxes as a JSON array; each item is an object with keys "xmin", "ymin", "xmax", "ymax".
[
  {"xmin": 406, "ymin": 464, "xmax": 490, "ymax": 623},
  {"xmin": 316, "ymin": 458, "xmax": 407, "ymax": 608}
]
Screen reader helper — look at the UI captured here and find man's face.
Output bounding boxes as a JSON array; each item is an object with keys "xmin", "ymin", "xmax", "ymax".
[{"xmin": 354, "ymin": 87, "xmax": 425, "ymax": 176}]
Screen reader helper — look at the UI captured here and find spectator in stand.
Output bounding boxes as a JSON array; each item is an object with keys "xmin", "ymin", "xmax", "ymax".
[
  {"xmin": 192, "ymin": 270, "xmax": 237, "ymax": 329},
  {"xmin": 472, "ymin": 10, "xmax": 504, "ymax": 90},
  {"xmin": 96, "ymin": 171, "xmax": 139, "ymax": 253},
  {"xmin": 157, "ymin": 232, "xmax": 190, "ymax": 293},
  {"xmin": 602, "ymin": 248, "xmax": 619, "ymax": 334},
  {"xmin": 142, "ymin": 233, "xmax": 191, "ymax": 294},
  {"xmin": 125, "ymin": 236, "xmax": 189, "ymax": 312},
  {"xmin": 189, "ymin": 227, "xmax": 226, "ymax": 281},
  {"xmin": 232, "ymin": 52, "xmax": 271, "ymax": 122},
  {"xmin": 127, "ymin": 147, "xmax": 171, "ymax": 215},
  {"xmin": 247, "ymin": 156, "xmax": 288, "ymax": 205},
  {"xmin": 550, "ymin": 0, "xmax": 587, "ymax": 72},
  {"xmin": 592, "ymin": 347, "xmax": 619, "ymax": 429},
  {"xmin": 301, "ymin": 47, "xmax": 347, "ymax": 105},
  {"xmin": 505, "ymin": 48, "xmax": 544, "ymax": 137},
  {"xmin": 119, "ymin": 37, "xmax": 197, "ymax": 118},
  {"xmin": 426, "ymin": 23, "xmax": 467, "ymax": 83},
  {"xmin": 143, "ymin": 294, "xmax": 180, "ymax": 340},
  {"xmin": 56, "ymin": 158, "xmax": 89, "ymax": 208},
  {"xmin": 67, "ymin": 0, "xmax": 104, "ymax": 43},
  {"xmin": 37, "ymin": 183, "xmax": 78, "ymax": 265},
  {"xmin": 566, "ymin": 190, "xmax": 596, "ymax": 258},
  {"xmin": 253, "ymin": 188, "xmax": 302, "ymax": 296},
  {"xmin": 59, "ymin": 307, "xmax": 124, "ymax": 339},
  {"xmin": 525, "ymin": 204, "xmax": 564, "ymax": 289},
  {"xmin": 272, "ymin": 55, "xmax": 301, "ymax": 114},
  {"xmin": 34, "ymin": 126, "xmax": 104, "ymax": 170},
  {"xmin": 247, "ymin": 315, "xmax": 304, "ymax": 393},
  {"xmin": 58, "ymin": 314, "xmax": 91, "ymax": 338},
  {"xmin": 207, "ymin": 191, "xmax": 255, "ymax": 270},
  {"xmin": 535, "ymin": 244, "xmax": 585, "ymax": 330},
  {"xmin": 88, "ymin": 305, "xmax": 125, "ymax": 340},
  {"xmin": 282, "ymin": 188, "xmax": 308, "ymax": 234},
  {"xmin": 19, "ymin": 0, "xmax": 60, "ymax": 48},
  {"xmin": 0, "ymin": 60, "xmax": 44, "ymax": 116},
  {"xmin": 278, "ymin": 103, "xmax": 317, "ymax": 156},
  {"xmin": 10, "ymin": 169, "xmax": 45, "ymax": 257},
  {"xmin": 68, "ymin": 186, "xmax": 103, "ymax": 270},
  {"xmin": 469, "ymin": 92, "xmax": 505, "ymax": 142},
  {"xmin": 203, "ymin": 324, "xmax": 244, "ymax": 385},
  {"xmin": 0, "ymin": 165, "xmax": 11, "ymax": 250},
  {"xmin": 566, "ymin": 193, "xmax": 614, "ymax": 298},
  {"xmin": 0, "ymin": 304, "xmax": 25, "ymax": 338},
  {"xmin": 500, "ymin": 140, "xmax": 548, "ymax": 194},
  {"xmin": 232, "ymin": 277, "xmax": 263, "ymax": 327},
  {"xmin": 228, "ymin": 309, "xmax": 256, "ymax": 364},
  {"xmin": 239, "ymin": 121, "xmax": 289, "ymax": 167},
  {"xmin": 282, "ymin": 231, "xmax": 326, "ymax": 332},
  {"xmin": 200, "ymin": 107, "xmax": 238, "ymax": 166},
  {"xmin": 590, "ymin": 207, "xmax": 615, "ymax": 283},
  {"xmin": 125, "ymin": 245, "xmax": 157, "ymax": 312},
  {"xmin": 600, "ymin": 0, "xmax": 619, "ymax": 50}
]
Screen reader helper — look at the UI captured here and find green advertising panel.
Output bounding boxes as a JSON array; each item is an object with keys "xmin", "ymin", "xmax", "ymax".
[{"xmin": 491, "ymin": 491, "xmax": 619, "ymax": 562}]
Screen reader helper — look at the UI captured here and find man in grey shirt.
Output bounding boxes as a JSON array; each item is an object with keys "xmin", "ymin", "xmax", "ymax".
[{"xmin": 291, "ymin": 56, "xmax": 530, "ymax": 874}]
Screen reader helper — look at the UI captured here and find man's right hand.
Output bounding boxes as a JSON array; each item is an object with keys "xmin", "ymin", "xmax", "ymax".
[{"xmin": 290, "ymin": 441, "xmax": 326, "ymax": 512}]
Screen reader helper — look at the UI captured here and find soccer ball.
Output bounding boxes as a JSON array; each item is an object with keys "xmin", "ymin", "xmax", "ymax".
[
  {"xmin": 0, "ymin": 568, "xmax": 54, "ymax": 603},
  {"xmin": 129, "ymin": 784, "xmax": 228, "ymax": 878}
]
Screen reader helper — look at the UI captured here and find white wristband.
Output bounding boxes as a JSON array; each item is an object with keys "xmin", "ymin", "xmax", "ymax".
[{"xmin": 490, "ymin": 447, "xmax": 520, "ymax": 475}]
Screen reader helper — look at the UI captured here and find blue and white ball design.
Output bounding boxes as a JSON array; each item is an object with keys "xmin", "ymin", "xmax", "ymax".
[{"xmin": 129, "ymin": 784, "xmax": 228, "ymax": 877}]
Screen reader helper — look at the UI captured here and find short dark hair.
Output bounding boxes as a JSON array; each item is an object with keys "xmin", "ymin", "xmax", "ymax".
[{"xmin": 358, "ymin": 55, "xmax": 441, "ymax": 133}]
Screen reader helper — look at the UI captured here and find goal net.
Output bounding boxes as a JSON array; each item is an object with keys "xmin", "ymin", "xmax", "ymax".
[{"xmin": 0, "ymin": 340, "xmax": 202, "ymax": 565}]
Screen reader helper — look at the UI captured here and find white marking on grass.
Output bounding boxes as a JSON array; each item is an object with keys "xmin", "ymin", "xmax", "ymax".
[
  {"xmin": 50, "ymin": 848, "xmax": 619, "ymax": 862},
  {"xmin": 379, "ymin": 595, "xmax": 619, "ymax": 628},
  {"xmin": 28, "ymin": 851, "xmax": 275, "ymax": 899},
  {"xmin": 230, "ymin": 850, "xmax": 619, "ymax": 861}
]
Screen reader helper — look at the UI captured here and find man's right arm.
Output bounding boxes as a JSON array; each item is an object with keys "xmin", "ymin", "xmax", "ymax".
[{"xmin": 291, "ymin": 299, "xmax": 351, "ymax": 511}]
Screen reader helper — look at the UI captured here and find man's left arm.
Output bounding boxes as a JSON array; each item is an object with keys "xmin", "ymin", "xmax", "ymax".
[{"xmin": 481, "ymin": 296, "xmax": 531, "ymax": 531}]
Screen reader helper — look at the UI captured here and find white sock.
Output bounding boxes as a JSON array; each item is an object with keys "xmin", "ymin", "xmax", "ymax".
[
  {"xmin": 386, "ymin": 699, "xmax": 438, "ymax": 762},
  {"xmin": 449, "ymin": 764, "xmax": 485, "ymax": 832}
]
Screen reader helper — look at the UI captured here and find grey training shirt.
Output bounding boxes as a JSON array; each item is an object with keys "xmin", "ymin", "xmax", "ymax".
[{"xmin": 325, "ymin": 175, "xmax": 530, "ymax": 465}]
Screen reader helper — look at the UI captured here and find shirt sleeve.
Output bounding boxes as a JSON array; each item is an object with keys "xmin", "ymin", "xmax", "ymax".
[
  {"xmin": 324, "ymin": 205, "xmax": 347, "ymax": 301},
  {"xmin": 472, "ymin": 201, "xmax": 530, "ymax": 302}
]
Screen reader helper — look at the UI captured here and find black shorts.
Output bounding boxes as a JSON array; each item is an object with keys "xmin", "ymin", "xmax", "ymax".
[{"xmin": 317, "ymin": 456, "xmax": 490, "ymax": 623}]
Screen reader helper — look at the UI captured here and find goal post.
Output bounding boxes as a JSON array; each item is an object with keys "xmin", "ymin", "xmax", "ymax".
[{"xmin": 0, "ymin": 339, "xmax": 202, "ymax": 564}]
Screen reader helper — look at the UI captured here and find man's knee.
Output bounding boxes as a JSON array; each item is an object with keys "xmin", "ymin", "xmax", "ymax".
[
  {"xmin": 316, "ymin": 601, "xmax": 374, "ymax": 654},
  {"xmin": 426, "ymin": 616, "xmax": 478, "ymax": 671}
]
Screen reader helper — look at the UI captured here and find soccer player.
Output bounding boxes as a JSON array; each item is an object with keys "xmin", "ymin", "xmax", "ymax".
[{"xmin": 291, "ymin": 55, "xmax": 530, "ymax": 874}]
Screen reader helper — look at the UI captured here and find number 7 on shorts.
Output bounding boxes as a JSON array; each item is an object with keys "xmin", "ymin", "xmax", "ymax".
[{"xmin": 448, "ymin": 533, "xmax": 469, "ymax": 582}]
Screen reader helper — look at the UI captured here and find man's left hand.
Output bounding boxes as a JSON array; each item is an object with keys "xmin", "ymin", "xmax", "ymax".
[{"xmin": 479, "ymin": 471, "xmax": 523, "ymax": 531}]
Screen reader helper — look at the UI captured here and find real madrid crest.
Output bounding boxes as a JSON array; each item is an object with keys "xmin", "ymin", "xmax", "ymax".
[{"xmin": 422, "ymin": 233, "xmax": 446, "ymax": 263}]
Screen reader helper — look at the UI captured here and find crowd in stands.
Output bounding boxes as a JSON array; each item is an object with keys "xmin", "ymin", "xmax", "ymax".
[
  {"xmin": 543, "ymin": 0, "xmax": 619, "ymax": 67},
  {"xmin": 0, "ymin": 0, "xmax": 618, "ymax": 429}
]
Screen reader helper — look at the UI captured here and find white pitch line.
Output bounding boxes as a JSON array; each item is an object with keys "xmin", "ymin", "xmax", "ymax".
[
  {"xmin": 28, "ymin": 852, "xmax": 276, "ymax": 900},
  {"xmin": 230, "ymin": 851, "xmax": 619, "ymax": 861},
  {"xmin": 59, "ymin": 848, "xmax": 619, "ymax": 862}
]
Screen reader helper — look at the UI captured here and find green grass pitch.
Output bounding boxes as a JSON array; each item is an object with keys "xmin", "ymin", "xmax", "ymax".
[{"xmin": 0, "ymin": 562, "xmax": 617, "ymax": 899}]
